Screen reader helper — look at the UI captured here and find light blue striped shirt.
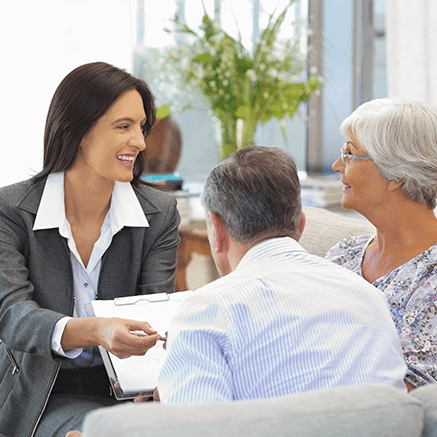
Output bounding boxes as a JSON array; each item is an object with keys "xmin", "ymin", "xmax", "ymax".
[{"xmin": 158, "ymin": 237, "xmax": 407, "ymax": 404}]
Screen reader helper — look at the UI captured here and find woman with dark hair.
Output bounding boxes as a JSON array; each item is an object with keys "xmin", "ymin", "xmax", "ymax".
[
  {"xmin": 326, "ymin": 98, "xmax": 437, "ymax": 392},
  {"xmin": 0, "ymin": 62, "xmax": 180, "ymax": 437}
]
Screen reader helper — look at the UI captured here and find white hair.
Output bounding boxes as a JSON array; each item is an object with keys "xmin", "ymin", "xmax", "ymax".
[{"xmin": 340, "ymin": 98, "xmax": 437, "ymax": 208}]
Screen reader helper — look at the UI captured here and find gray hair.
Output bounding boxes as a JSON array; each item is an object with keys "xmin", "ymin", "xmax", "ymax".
[
  {"xmin": 201, "ymin": 146, "xmax": 302, "ymax": 244},
  {"xmin": 340, "ymin": 98, "xmax": 437, "ymax": 209}
]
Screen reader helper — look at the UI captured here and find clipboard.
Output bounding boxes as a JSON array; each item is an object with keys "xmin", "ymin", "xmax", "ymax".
[{"xmin": 90, "ymin": 291, "xmax": 194, "ymax": 400}]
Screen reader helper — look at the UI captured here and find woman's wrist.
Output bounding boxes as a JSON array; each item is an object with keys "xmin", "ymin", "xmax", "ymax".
[{"xmin": 61, "ymin": 317, "xmax": 102, "ymax": 351}]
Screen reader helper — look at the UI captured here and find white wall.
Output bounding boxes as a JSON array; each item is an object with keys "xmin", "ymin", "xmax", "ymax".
[
  {"xmin": 0, "ymin": 0, "xmax": 133, "ymax": 187},
  {"xmin": 386, "ymin": 0, "xmax": 437, "ymax": 105}
]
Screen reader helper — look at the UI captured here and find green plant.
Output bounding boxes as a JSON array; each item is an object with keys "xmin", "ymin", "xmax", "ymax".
[
  {"xmin": 155, "ymin": 104, "xmax": 171, "ymax": 120},
  {"xmin": 169, "ymin": 0, "xmax": 322, "ymax": 158}
]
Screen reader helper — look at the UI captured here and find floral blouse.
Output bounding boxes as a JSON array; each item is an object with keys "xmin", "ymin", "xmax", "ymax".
[{"xmin": 326, "ymin": 234, "xmax": 437, "ymax": 388}]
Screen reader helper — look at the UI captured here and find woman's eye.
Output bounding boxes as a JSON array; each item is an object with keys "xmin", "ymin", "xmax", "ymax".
[
  {"xmin": 141, "ymin": 124, "xmax": 147, "ymax": 134},
  {"xmin": 117, "ymin": 125, "xmax": 129, "ymax": 130}
]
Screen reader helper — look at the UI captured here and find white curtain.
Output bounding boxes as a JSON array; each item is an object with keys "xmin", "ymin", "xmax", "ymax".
[{"xmin": 386, "ymin": 0, "xmax": 437, "ymax": 105}]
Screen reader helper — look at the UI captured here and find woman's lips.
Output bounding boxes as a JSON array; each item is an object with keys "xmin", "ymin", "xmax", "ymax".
[{"xmin": 116, "ymin": 154, "xmax": 136, "ymax": 168}]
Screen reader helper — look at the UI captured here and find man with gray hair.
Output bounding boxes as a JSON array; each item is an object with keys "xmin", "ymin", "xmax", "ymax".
[{"xmin": 157, "ymin": 145, "xmax": 407, "ymax": 403}]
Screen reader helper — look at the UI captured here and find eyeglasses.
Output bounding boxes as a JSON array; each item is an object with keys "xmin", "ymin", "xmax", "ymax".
[{"xmin": 340, "ymin": 143, "xmax": 373, "ymax": 164}]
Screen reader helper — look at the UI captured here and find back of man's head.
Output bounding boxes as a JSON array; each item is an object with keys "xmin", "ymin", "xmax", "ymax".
[{"xmin": 201, "ymin": 146, "xmax": 302, "ymax": 244}]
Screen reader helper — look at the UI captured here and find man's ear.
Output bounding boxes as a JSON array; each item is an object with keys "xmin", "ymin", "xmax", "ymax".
[
  {"xmin": 209, "ymin": 212, "xmax": 228, "ymax": 254},
  {"xmin": 299, "ymin": 211, "xmax": 306, "ymax": 237}
]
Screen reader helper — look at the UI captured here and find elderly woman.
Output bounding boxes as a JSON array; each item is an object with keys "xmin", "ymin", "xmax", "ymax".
[{"xmin": 326, "ymin": 98, "xmax": 437, "ymax": 392}]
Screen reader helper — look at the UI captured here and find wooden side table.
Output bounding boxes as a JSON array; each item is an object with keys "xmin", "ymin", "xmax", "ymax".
[{"xmin": 176, "ymin": 224, "xmax": 213, "ymax": 291}]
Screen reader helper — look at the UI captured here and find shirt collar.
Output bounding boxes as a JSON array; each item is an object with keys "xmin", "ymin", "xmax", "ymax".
[
  {"xmin": 110, "ymin": 180, "xmax": 149, "ymax": 230},
  {"xmin": 33, "ymin": 172, "xmax": 149, "ymax": 232},
  {"xmin": 236, "ymin": 236, "xmax": 306, "ymax": 271}
]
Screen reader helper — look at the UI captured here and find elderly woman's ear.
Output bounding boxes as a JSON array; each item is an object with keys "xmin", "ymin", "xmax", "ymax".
[{"xmin": 387, "ymin": 179, "xmax": 404, "ymax": 192}]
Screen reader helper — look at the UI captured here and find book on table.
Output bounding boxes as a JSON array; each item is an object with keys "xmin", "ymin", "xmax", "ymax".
[{"xmin": 90, "ymin": 290, "xmax": 193, "ymax": 400}]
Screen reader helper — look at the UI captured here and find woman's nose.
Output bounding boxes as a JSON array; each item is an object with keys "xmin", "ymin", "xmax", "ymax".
[
  {"xmin": 332, "ymin": 156, "xmax": 343, "ymax": 173},
  {"xmin": 130, "ymin": 127, "xmax": 146, "ymax": 151}
]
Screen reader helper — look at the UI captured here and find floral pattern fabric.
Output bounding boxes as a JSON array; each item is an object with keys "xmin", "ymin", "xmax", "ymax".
[{"xmin": 326, "ymin": 235, "xmax": 437, "ymax": 388}]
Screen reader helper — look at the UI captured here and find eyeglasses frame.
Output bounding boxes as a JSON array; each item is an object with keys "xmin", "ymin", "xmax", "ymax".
[{"xmin": 340, "ymin": 143, "xmax": 373, "ymax": 164}]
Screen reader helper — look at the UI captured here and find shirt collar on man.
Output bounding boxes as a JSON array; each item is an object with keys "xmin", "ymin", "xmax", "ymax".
[
  {"xmin": 33, "ymin": 172, "xmax": 149, "ymax": 232},
  {"xmin": 236, "ymin": 236, "xmax": 306, "ymax": 271}
]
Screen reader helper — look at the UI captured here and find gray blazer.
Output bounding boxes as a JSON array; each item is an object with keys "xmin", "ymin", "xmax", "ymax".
[{"xmin": 0, "ymin": 177, "xmax": 180, "ymax": 437}]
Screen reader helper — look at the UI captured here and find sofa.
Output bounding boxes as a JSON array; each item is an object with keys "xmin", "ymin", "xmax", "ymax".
[
  {"xmin": 299, "ymin": 206, "xmax": 376, "ymax": 257},
  {"xmin": 80, "ymin": 206, "xmax": 437, "ymax": 437},
  {"xmin": 81, "ymin": 382, "xmax": 437, "ymax": 437}
]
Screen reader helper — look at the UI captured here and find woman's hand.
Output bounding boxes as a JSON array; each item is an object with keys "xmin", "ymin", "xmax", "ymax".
[
  {"xmin": 97, "ymin": 318, "xmax": 160, "ymax": 359},
  {"xmin": 62, "ymin": 317, "xmax": 161, "ymax": 359}
]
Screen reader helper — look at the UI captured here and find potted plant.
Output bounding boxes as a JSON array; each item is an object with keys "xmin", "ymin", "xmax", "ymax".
[{"xmin": 167, "ymin": 0, "xmax": 322, "ymax": 158}]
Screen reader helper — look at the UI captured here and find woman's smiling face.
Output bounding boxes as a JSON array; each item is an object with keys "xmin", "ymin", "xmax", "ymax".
[
  {"xmin": 332, "ymin": 131, "xmax": 390, "ymax": 214},
  {"xmin": 71, "ymin": 89, "xmax": 147, "ymax": 184}
]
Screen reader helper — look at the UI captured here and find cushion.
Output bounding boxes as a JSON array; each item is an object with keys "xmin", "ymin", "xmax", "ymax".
[
  {"xmin": 409, "ymin": 384, "xmax": 437, "ymax": 437},
  {"xmin": 300, "ymin": 206, "xmax": 376, "ymax": 257},
  {"xmin": 81, "ymin": 383, "xmax": 423, "ymax": 437}
]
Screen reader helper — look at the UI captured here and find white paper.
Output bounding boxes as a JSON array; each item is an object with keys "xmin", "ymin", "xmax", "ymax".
[{"xmin": 91, "ymin": 291, "xmax": 193, "ymax": 394}]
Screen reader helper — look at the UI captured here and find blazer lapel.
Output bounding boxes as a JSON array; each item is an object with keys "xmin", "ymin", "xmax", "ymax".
[{"xmin": 16, "ymin": 177, "xmax": 47, "ymax": 215}]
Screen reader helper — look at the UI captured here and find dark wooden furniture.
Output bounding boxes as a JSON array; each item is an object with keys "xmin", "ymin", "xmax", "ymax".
[{"xmin": 176, "ymin": 224, "xmax": 212, "ymax": 291}]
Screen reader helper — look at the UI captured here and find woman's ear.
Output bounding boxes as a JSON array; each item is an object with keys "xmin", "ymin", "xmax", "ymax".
[{"xmin": 387, "ymin": 179, "xmax": 404, "ymax": 192}]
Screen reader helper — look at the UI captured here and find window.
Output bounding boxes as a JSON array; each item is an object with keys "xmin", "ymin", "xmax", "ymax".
[
  {"xmin": 309, "ymin": 0, "xmax": 387, "ymax": 175},
  {"xmin": 1, "ymin": 0, "xmax": 387, "ymax": 189},
  {"xmin": 133, "ymin": 0, "xmax": 310, "ymax": 186}
]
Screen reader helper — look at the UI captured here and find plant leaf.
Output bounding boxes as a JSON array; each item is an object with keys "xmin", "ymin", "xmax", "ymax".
[{"xmin": 156, "ymin": 104, "xmax": 170, "ymax": 120}]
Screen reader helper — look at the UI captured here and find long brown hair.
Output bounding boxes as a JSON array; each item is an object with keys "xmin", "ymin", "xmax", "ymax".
[{"xmin": 36, "ymin": 62, "xmax": 156, "ymax": 186}]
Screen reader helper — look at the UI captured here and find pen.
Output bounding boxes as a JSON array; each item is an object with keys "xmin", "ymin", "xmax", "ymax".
[{"xmin": 130, "ymin": 331, "xmax": 167, "ymax": 342}]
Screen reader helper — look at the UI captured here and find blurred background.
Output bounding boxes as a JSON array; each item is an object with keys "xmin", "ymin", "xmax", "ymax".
[
  {"xmin": 2, "ymin": 0, "xmax": 434, "ymax": 288},
  {"xmin": 0, "ymin": 0, "xmax": 433, "ymax": 192}
]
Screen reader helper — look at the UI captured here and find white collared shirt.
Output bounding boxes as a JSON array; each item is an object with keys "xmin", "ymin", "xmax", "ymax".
[
  {"xmin": 33, "ymin": 172, "xmax": 149, "ymax": 357},
  {"xmin": 158, "ymin": 237, "xmax": 407, "ymax": 403}
]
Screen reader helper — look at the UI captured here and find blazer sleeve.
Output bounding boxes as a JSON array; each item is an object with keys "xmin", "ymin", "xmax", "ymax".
[{"xmin": 0, "ymin": 194, "xmax": 66, "ymax": 359}]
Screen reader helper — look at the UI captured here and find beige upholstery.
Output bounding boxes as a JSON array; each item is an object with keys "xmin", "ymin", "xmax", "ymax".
[{"xmin": 300, "ymin": 206, "xmax": 376, "ymax": 258}]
